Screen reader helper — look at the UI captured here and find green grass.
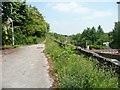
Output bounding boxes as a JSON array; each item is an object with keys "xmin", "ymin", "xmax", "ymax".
[
  {"xmin": 2, "ymin": 44, "xmax": 21, "ymax": 49},
  {"xmin": 45, "ymin": 39, "xmax": 118, "ymax": 88},
  {"xmin": 2, "ymin": 37, "xmax": 46, "ymax": 49}
]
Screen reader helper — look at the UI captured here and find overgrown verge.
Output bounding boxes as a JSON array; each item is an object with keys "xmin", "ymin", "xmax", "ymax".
[{"xmin": 45, "ymin": 39, "xmax": 118, "ymax": 88}]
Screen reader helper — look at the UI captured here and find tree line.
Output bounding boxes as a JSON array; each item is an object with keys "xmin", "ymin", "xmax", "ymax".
[
  {"xmin": 70, "ymin": 23, "xmax": 120, "ymax": 49},
  {"xmin": 1, "ymin": 1, "xmax": 120, "ymax": 49},
  {"xmin": 51, "ymin": 23, "xmax": 120, "ymax": 49},
  {"xmin": 2, "ymin": 0, "xmax": 49, "ymax": 45}
]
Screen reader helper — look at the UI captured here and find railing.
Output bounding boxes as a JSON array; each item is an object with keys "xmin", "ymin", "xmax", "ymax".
[
  {"xmin": 90, "ymin": 49, "xmax": 119, "ymax": 54},
  {"xmin": 76, "ymin": 46, "xmax": 120, "ymax": 67},
  {"xmin": 54, "ymin": 40, "xmax": 120, "ymax": 87},
  {"xmin": 76, "ymin": 46, "xmax": 120, "ymax": 88}
]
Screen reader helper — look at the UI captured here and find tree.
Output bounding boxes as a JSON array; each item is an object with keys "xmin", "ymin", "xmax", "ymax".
[
  {"xmin": 70, "ymin": 25, "xmax": 110, "ymax": 49},
  {"xmin": 2, "ymin": 1, "xmax": 50, "ymax": 45},
  {"xmin": 79, "ymin": 27, "xmax": 97, "ymax": 47},
  {"xmin": 70, "ymin": 33, "xmax": 81, "ymax": 46},
  {"xmin": 97, "ymin": 25, "xmax": 104, "ymax": 39},
  {"xmin": 97, "ymin": 33, "xmax": 109, "ymax": 45},
  {"xmin": 110, "ymin": 22, "xmax": 120, "ymax": 49},
  {"xmin": 90, "ymin": 27, "xmax": 97, "ymax": 44}
]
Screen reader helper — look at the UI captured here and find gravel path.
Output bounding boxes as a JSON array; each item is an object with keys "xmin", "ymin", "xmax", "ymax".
[{"xmin": 2, "ymin": 44, "xmax": 53, "ymax": 88}]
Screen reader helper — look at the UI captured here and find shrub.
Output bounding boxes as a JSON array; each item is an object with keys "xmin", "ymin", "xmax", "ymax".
[{"xmin": 45, "ymin": 39, "xmax": 118, "ymax": 88}]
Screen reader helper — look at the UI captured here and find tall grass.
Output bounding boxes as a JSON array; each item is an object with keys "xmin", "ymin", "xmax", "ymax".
[{"xmin": 45, "ymin": 39, "xmax": 118, "ymax": 88}]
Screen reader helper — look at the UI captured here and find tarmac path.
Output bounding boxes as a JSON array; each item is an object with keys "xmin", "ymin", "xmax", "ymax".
[{"xmin": 2, "ymin": 44, "xmax": 53, "ymax": 88}]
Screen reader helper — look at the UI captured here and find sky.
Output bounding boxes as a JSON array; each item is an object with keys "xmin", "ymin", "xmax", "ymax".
[{"xmin": 26, "ymin": 1, "xmax": 118, "ymax": 35}]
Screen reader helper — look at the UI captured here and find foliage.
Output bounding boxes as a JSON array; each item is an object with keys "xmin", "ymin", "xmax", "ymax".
[
  {"xmin": 2, "ymin": 1, "xmax": 49, "ymax": 46},
  {"xmin": 110, "ymin": 22, "xmax": 120, "ymax": 49},
  {"xmin": 69, "ymin": 33, "xmax": 81, "ymax": 46},
  {"xmin": 53, "ymin": 33, "xmax": 68, "ymax": 43},
  {"xmin": 89, "ymin": 44, "xmax": 106, "ymax": 49},
  {"xmin": 70, "ymin": 25, "xmax": 111, "ymax": 49},
  {"xmin": 97, "ymin": 25, "xmax": 104, "ymax": 39},
  {"xmin": 45, "ymin": 38, "xmax": 118, "ymax": 88},
  {"xmin": 97, "ymin": 34, "xmax": 109, "ymax": 44}
]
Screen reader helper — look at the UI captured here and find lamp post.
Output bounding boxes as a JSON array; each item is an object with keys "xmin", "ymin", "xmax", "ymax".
[
  {"xmin": 117, "ymin": 2, "xmax": 120, "ymax": 88},
  {"xmin": 117, "ymin": 1, "xmax": 120, "ymax": 21},
  {"xmin": 8, "ymin": 17, "xmax": 14, "ymax": 46}
]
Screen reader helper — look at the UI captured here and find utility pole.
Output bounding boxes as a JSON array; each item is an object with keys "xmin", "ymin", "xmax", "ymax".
[
  {"xmin": 8, "ymin": 17, "xmax": 14, "ymax": 46},
  {"xmin": 0, "ymin": 2, "xmax": 2, "ymax": 49},
  {"xmin": 117, "ymin": 1, "xmax": 120, "ymax": 21},
  {"xmin": 117, "ymin": 1, "xmax": 120, "ymax": 88},
  {"xmin": 12, "ymin": 19, "xmax": 14, "ymax": 46}
]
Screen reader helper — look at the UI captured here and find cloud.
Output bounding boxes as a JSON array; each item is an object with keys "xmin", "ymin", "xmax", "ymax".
[
  {"xmin": 50, "ymin": 2, "xmax": 91, "ymax": 14},
  {"xmin": 48, "ymin": 2, "xmax": 112, "ymax": 18},
  {"xmin": 83, "ymin": 10, "xmax": 112, "ymax": 22},
  {"xmin": 93, "ymin": 10, "xmax": 112, "ymax": 17},
  {"xmin": 47, "ymin": 2, "xmax": 114, "ymax": 34}
]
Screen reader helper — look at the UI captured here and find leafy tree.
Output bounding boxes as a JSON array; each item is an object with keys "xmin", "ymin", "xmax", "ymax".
[
  {"xmin": 79, "ymin": 27, "xmax": 97, "ymax": 47},
  {"xmin": 2, "ymin": 1, "xmax": 49, "ymax": 45},
  {"xmin": 70, "ymin": 33, "xmax": 81, "ymax": 46},
  {"xmin": 70, "ymin": 25, "xmax": 111, "ymax": 49},
  {"xmin": 97, "ymin": 33, "xmax": 109, "ymax": 45},
  {"xmin": 110, "ymin": 22, "xmax": 120, "ymax": 49},
  {"xmin": 97, "ymin": 25, "xmax": 104, "ymax": 39},
  {"xmin": 89, "ymin": 27, "xmax": 97, "ymax": 44},
  {"xmin": 53, "ymin": 33, "xmax": 68, "ymax": 43}
]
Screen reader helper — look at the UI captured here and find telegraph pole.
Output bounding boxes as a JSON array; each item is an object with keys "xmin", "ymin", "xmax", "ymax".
[
  {"xmin": 117, "ymin": 1, "xmax": 120, "ymax": 88},
  {"xmin": 117, "ymin": 1, "xmax": 120, "ymax": 21},
  {"xmin": 12, "ymin": 19, "xmax": 14, "ymax": 46},
  {"xmin": 8, "ymin": 17, "xmax": 14, "ymax": 46}
]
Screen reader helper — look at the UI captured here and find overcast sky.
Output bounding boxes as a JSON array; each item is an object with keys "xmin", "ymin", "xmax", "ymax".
[{"xmin": 26, "ymin": 1, "xmax": 118, "ymax": 35}]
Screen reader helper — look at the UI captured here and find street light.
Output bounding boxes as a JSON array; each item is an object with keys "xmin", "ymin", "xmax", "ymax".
[
  {"xmin": 117, "ymin": 1, "xmax": 120, "ymax": 88},
  {"xmin": 8, "ymin": 17, "xmax": 14, "ymax": 46},
  {"xmin": 117, "ymin": 1, "xmax": 120, "ymax": 21}
]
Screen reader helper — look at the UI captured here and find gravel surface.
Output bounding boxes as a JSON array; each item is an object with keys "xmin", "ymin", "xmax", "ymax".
[{"xmin": 2, "ymin": 44, "xmax": 53, "ymax": 88}]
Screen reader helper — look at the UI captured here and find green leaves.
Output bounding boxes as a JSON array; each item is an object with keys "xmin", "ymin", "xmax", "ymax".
[
  {"xmin": 70, "ymin": 26, "xmax": 111, "ymax": 49},
  {"xmin": 110, "ymin": 22, "xmax": 120, "ymax": 49},
  {"xmin": 45, "ymin": 38, "xmax": 118, "ymax": 88},
  {"xmin": 2, "ymin": 1, "xmax": 49, "ymax": 45}
]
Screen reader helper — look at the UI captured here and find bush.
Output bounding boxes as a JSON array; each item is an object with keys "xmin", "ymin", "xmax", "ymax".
[
  {"xmin": 45, "ymin": 39, "xmax": 118, "ymax": 88},
  {"xmin": 90, "ymin": 45, "xmax": 106, "ymax": 49}
]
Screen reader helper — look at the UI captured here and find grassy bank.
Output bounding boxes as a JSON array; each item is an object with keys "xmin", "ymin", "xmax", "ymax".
[
  {"xmin": 45, "ymin": 39, "xmax": 118, "ymax": 88},
  {"xmin": 2, "ymin": 37, "xmax": 46, "ymax": 49}
]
